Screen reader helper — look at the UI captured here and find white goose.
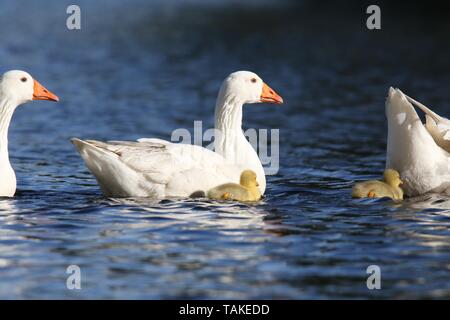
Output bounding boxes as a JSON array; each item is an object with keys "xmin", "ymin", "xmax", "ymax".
[
  {"xmin": 72, "ymin": 71, "xmax": 283, "ymax": 198},
  {"xmin": 0, "ymin": 70, "xmax": 59, "ymax": 197},
  {"xmin": 386, "ymin": 87, "xmax": 450, "ymax": 196}
]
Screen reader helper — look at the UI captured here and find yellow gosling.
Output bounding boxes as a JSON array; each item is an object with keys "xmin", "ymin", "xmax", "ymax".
[
  {"xmin": 208, "ymin": 170, "xmax": 262, "ymax": 202},
  {"xmin": 352, "ymin": 169, "xmax": 403, "ymax": 200}
]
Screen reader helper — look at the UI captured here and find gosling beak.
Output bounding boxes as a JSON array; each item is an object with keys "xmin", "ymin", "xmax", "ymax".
[
  {"xmin": 260, "ymin": 82, "xmax": 283, "ymax": 104},
  {"xmin": 32, "ymin": 79, "xmax": 59, "ymax": 102},
  {"xmin": 399, "ymin": 179, "xmax": 404, "ymax": 185},
  {"xmin": 256, "ymin": 182, "xmax": 260, "ymax": 187}
]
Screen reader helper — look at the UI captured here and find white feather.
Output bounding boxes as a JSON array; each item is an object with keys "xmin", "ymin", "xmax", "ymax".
[
  {"xmin": 72, "ymin": 71, "xmax": 282, "ymax": 198},
  {"xmin": 386, "ymin": 87, "xmax": 450, "ymax": 196}
]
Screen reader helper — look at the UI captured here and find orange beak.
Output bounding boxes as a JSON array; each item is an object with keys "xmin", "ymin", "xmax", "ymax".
[
  {"xmin": 260, "ymin": 82, "xmax": 283, "ymax": 104},
  {"xmin": 32, "ymin": 79, "xmax": 59, "ymax": 102}
]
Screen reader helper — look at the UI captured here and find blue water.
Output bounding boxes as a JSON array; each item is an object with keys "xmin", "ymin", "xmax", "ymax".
[{"xmin": 0, "ymin": 0, "xmax": 450, "ymax": 299}]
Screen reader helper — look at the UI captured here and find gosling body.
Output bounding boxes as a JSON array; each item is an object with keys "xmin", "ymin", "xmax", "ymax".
[
  {"xmin": 208, "ymin": 170, "xmax": 262, "ymax": 202},
  {"xmin": 352, "ymin": 169, "xmax": 403, "ymax": 200}
]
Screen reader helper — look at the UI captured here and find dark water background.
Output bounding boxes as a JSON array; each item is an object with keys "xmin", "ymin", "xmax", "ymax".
[{"xmin": 0, "ymin": 0, "xmax": 449, "ymax": 299}]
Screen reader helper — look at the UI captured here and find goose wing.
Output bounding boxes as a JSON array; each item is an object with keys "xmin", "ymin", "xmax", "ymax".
[
  {"xmin": 72, "ymin": 138, "xmax": 241, "ymax": 197},
  {"xmin": 405, "ymin": 94, "xmax": 450, "ymax": 153}
]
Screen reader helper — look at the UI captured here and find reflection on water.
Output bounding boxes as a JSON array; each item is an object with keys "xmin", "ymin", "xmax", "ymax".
[{"xmin": 0, "ymin": 0, "xmax": 449, "ymax": 299}]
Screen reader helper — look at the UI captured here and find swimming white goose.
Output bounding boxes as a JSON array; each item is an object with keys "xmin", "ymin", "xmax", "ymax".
[
  {"xmin": 0, "ymin": 70, "xmax": 59, "ymax": 197},
  {"xmin": 72, "ymin": 71, "xmax": 283, "ymax": 198},
  {"xmin": 386, "ymin": 87, "xmax": 450, "ymax": 196}
]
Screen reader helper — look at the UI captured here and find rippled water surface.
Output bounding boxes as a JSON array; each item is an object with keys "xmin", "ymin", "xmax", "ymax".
[{"xmin": 1, "ymin": 0, "xmax": 450, "ymax": 299}]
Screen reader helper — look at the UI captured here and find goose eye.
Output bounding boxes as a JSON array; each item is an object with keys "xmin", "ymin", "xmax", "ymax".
[
  {"xmin": 250, "ymin": 78, "xmax": 257, "ymax": 83},
  {"xmin": 20, "ymin": 77, "xmax": 27, "ymax": 83}
]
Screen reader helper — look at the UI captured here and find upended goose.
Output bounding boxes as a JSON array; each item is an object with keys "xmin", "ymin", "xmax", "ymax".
[
  {"xmin": 386, "ymin": 87, "xmax": 450, "ymax": 196},
  {"xmin": 72, "ymin": 71, "xmax": 283, "ymax": 198},
  {"xmin": 0, "ymin": 70, "xmax": 59, "ymax": 197}
]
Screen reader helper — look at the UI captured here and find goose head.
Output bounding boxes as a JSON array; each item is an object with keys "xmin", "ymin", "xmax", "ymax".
[
  {"xmin": 0, "ymin": 70, "xmax": 59, "ymax": 106},
  {"xmin": 218, "ymin": 71, "xmax": 283, "ymax": 105}
]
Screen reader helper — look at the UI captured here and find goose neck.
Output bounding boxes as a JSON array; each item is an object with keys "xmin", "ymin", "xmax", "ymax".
[
  {"xmin": 215, "ymin": 94, "xmax": 245, "ymax": 130},
  {"xmin": 0, "ymin": 98, "xmax": 16, "ymax": 157},
  {"xmin": 214, "ymin": 95, "xmax": 246, "ymax": 154}
]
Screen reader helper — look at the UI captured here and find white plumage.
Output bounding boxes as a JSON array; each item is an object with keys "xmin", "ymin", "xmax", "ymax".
[
  {"xmin": 386, "ymin": 87, "xmax": 450, "ymax": 196},
  {"xmin": 72, "ymin": 71, "xmax": 283, "ymax": 198},
  {"xmin": 0, "ymin": 70, "xmax": 58, "ymax": 197}
]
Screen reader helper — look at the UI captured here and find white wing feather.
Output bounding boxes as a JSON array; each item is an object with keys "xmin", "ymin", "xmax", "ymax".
[
  {"xmin": 405, "ymin": 94, "xmax": 450, "ymax": 153},
  {"xmin": 72, "ymin": 138, "xmax": 243, "ymax": 198}
]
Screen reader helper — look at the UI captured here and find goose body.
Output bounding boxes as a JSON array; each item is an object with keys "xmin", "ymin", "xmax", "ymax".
[
  {"xmin": 207, "ymin": 170, "xmax": 262, "ymax": 202},
  {"xmin": 72, "ymin": 71, "xmax": 283, "ymax": 198},
  {"xmin": 386, "ymin": 87, "xmax": 450, "ymax": 196},
  {"xmin": 0, "ymin": 70, "xmax": 58, "ymax": 197}
]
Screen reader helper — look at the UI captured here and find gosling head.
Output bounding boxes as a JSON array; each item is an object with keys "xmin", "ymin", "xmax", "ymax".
[
  {"xmin": 240, "ymin": 170, "xmax": 259, "ymax": 188},
  {"xmin": 0, "ymin": 70, "xmax": 59, "ymax": 106},
  {"xmin": 384, "ymin": 169, "xmax": 403, "ymax": 187},
  {"xmin": 217, "ymin": 71, "xmax": 283, "ymax": 105}
]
